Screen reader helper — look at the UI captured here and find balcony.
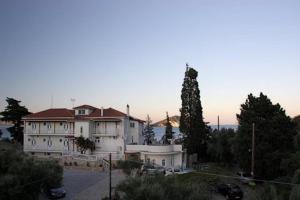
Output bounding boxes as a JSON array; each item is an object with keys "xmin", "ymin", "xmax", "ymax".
[
  {"xmin": 26, "ymin": 131, "xmax": 74, "ymax": 136},
  {"xmin": 92, "ymin": 130, "xmax": 120, "ymax": 137}
]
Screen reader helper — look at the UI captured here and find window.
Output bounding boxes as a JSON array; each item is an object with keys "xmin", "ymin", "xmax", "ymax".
[
  {"xmin": 64, "ymin": 140, "xmax": 69, "ymax": 147},
  {"xmin": 59, "ymin": 139, "xmax": 62, "ymax": 142},
  {"xmin": 43, "ymin": 138, "xmax": 46, "ymax": 142},
  {"xmin": 32, "ymin": 123, "xmax": 36, "ymax": 129},
  {"xmin": 47, "ymin": 123, "xmax": 51, "ymax": 129},
  {"xmin": 47, "ymin": 139, "xmax": 52, "ymax": 147},
  {"xmin": 28, "ymin": 138, "xmax": 31, "ymax": 142},
  {"xmin": 31, "ymin": 152, "xmax": 35, "ymax": 155},
  {"xmin": 64, "ymin": 124, "xmax": 68, "ymax": 130},
  {"xmin": 80, "ymin": 126, "xmax": 83, "ymax": 134},
  {"xmin": 130, "ymin": 122, "xmax": 135, "ymax": 128},
  {"xmin": 60, "ymin": 122, "xmax": 63, "ymax": 126},
  {"xmin": 78, "ymin": 110, "xmax": 85, "ymax": 115},
  {"xmin": 47, "ymin": 152, "xmax": 51, "ymax": 156},
  {"xmin": 28, "ymin": 122, "xmax": 31, "ymax": 126},
  {"xmin": 31, "ymin": 139, "xmax": 36, "ymax": 146},
  {"xmin": 97, "ymin": 122, "xmax": 100, "ymax": 126},
  {"xmin": 152, "ymin": 159, "xmax": 156, "ymax": 165},
  {"xmin": 44, "ymin": 122, "xmax": 46, "ymax": 126},
  {"xmin": 162, "ymin": 159, "xmax": 166, "ymax": 167}
]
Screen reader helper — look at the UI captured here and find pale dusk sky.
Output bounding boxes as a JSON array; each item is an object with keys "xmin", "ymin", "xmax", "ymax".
[{"xmin": 0, "ymin": 0, "xmax": 299, "ymax": 124}]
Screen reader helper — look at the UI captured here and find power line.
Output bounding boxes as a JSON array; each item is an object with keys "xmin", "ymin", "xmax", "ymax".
[{"xmin": 115, "ymin": 158, "xmax": 299, "ymax": 187}]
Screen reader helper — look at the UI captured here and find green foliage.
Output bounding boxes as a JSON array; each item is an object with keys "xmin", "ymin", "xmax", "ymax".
[
  {"xmin": 0, "ymin": 141, "xmax": 63, "ymax": 200},
  {"xmin": 143, "ymin": 115, "xmax": 155, "ymax": 144},
  {"xmin": 0, "ymin": 97, "xmax": 31, "ymax": 143},
  {"xmin": 164, "ymin": 112, "xmax": 173, "ymax": 144},
  {"xmin": 235, "ymin": 93, "xmax": 297, "ymax": 179},
  {"xmin": 207, "ymin": 128, "xmax": 236, "ymax": 165},
  {"xmin": 117, "ymin": 157, "xmax": 143, "ymax": 175},
  {"xmin": 281, "ymin": 152, "xmax": 300, "ymax": 176},
  {"xmin": 116, "ymin": 174, "xmax": 212, "ymax": 200},
  {"xmin": 75, "ymin": 135, "xmax": 95, "ymax": 154},
  {"xmin": 259, "ymin": 185, "xmax": 279, "ymax": 200},
  {"xmin": 289, "ymin": 185, "xmax": 300, "ymax": 200},
  {"xmin": 179, "ymin": 66, "xmax": 209, "ymax": 160}
]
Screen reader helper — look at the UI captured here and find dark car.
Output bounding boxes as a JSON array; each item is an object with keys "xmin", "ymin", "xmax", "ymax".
[
  {"xmin": 217, "ymin": 183, "xmax": 243, "ymax": 200},
  {"xmin": 45, "ymin": 187, "xmax": 66, "ymax": 199}
]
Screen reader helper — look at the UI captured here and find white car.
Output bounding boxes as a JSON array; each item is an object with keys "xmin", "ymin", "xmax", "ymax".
[{"xmin": 237, "ymin": 172, "xmax": 252, "ymax": 184}]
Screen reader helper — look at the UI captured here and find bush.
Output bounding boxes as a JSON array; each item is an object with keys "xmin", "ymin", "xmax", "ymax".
[
  {"xmin": 117, "ymin": 158, "xmax": 142, "ymax": 175},
  {"xmin": 0, "ymin": 141, "xmax": 63, "ymax": 200},
  {"xmin": 116, "ymin": 175, "xmax": 211, "ymax": 200}
]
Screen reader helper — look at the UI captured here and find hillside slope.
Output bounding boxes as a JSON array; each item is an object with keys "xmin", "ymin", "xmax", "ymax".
[{"xmin": 153, "ymin": 116, "xmax": 180, "ymax": 128}]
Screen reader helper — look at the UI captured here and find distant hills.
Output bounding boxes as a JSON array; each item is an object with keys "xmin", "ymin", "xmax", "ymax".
[
  {"xmin": 152, "ymin": 116, "xmax": 238, "ymax": 130},
  {"xmin": 153, "ymin": 116, "xmax": 180, "ymax": 128}
]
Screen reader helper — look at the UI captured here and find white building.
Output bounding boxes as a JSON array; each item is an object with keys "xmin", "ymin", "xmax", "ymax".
[{"xmin": 23, "ymin": 104, "xmax": 183, "ymax": 168}]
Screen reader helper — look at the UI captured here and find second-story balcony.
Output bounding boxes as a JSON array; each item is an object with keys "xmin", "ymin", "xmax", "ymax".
[
  {"xmin": 92, "ymin": 130, "xmax": 120, "ymax": 137},
  {"xmin": 26, "ymin": 130, "xmax": 74, "ymax": 136}
]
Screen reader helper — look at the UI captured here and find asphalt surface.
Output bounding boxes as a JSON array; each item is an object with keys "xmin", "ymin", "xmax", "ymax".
[{"xmin": 40, "ymin": 168, "xmax": 125, "ymax": 200}]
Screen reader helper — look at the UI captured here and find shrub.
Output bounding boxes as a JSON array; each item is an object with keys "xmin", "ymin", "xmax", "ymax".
[
  {"xmin": 0, "ymin": 141, "xmax": 63, "ymax": 200},
  {"xmin": 117, "ymin": 158, "xmax": 142, "ymax": 175},
  {"xmin": 116, "ymin": 175, "xmax": 210, "ymax": 200}
]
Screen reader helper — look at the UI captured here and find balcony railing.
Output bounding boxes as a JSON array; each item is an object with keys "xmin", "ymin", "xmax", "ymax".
[
  {"xmin": 26, "ymin": 132, "xmax": 74, "ymax": 136},
  {"xmin": 92, "ymin": 131, "xmax": 119, "ymax": 137}
]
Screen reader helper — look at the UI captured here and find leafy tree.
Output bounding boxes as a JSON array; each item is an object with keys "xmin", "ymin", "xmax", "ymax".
[
  {"xmin": 0, "ymin": 140, "xmax": 63, "ymax": 200},
  {"xmin": 164, "ymin": 112, "xmax": 173, "ymax": 144},
  {"xmin": 0, "ymin": 97, "xmax": 31, "ymax": 144},
  {"xmin": 75, "ymin": 136, "xmax": 95, "ymax": 154},
  {"xmin": 179, "ymin": 65, "xmax": 208, "ymax": 160},
  {"xmin": 235, "ymin": 93, "xmax": 297, "ymax": 179},
  {"xmin": 289, "ymin": 169, "xmax": 300, "ymax": 200},
  {"xmin": 143, "ymin": 115, "xmax": 154, "ymax": 144},
  {"xmin": 207, "ymin": 128, "xmax": 236, "ymax": 165}
]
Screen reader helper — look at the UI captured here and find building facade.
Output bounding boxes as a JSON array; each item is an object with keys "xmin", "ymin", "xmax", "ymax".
[{"xmin": 23, "ymin": 104, "xmax": 183, "ymax": 168}]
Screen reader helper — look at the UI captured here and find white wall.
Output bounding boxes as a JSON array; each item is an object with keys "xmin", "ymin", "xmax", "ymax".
[
  {"xmin": 74, "ymin": 121, "xmax": 90, "ymax": 138},
  {"xmin": 24, "ymin": 135, "xmax": 74, "ymax": 153},
  {"xmin": 126, "ymin": 144, "xmax": 183, "ymax": 168}
]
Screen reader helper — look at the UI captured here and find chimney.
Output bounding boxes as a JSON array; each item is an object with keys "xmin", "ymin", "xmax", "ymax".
[
  {"xmin": 101, "ymin": 107, "xmax": 104, "ymax": 117},
  {"xmin": 126, "ymin": 104, "xmax": 130, "ymax": 116}
]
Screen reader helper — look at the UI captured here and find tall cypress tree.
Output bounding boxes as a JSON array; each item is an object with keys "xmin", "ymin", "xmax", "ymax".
[
  {"xmin": 179, "ymin": 65, "xmax": 208, "ymax": 160},
  {"xmin": 164, "ymin": 112, "xmax": 173, "ymax": 144},
  {"xmin": 143, "ymin": 115, "xmax": 155, "ymax": 144}
]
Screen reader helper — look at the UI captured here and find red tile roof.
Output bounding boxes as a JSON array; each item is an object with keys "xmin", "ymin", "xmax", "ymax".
[
  {"xmin": 73, "ymin": 105, "xmax": 97, "ymax": 110},
  {"xmin": 23, "ymin": 105, "xmax": 144, "ymax": 122},
  {"xmin": 88, "ymin": 108, "xmax": 127, "ymax": 118},
  {"xmin": 23, "ymin": 109, "xmax": 74, "ymax": 119}
]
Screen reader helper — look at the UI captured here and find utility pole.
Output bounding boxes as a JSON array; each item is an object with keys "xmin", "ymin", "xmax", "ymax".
[
  {"xmin": 109, "ymin": 153, "xmax": 112, "ymax": 200},
  {"xmin": 217, "ymin": 116, "xmax": 220, "ymax": 132},
  {"xmin": 251, "ymin": 123, "xmax": 255, "ymax": 178}
]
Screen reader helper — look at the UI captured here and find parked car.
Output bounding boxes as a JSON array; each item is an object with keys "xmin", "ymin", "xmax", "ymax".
[
  {"xmin": 237, "ymin": 171, "xmax": 252, "ymax": 184},
  {"xmin": 141, "ymin": 164, "xmax": 165, "ymax": 175},
  {"xmin": 45, "ymin": 186, "xmax": 66, "ymax": 199},
  {"xmin": 217, "ymin": 183, "xmax": 243, "ymax": 200}
]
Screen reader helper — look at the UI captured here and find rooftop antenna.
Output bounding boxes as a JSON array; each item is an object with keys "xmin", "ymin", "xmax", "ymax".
[
  {"xmin": 51, "ymin": 94, "xmax": 53, "ymax": 108},
  {"xmin": 70, "ymin": 98, "xmax": 76, "ymax": 108},
  {"xmin": 186, "ymin": 62, "xmax": 189, "ymax": 70}
]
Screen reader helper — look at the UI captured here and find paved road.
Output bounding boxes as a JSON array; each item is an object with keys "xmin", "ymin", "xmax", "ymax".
[{"xmin": 40, "ymin": 169, "xmax": 125, "ymax": 200}]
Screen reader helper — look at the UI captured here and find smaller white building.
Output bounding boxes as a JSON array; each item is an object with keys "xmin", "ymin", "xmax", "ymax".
[{"xmin": 126, "ymin": 144, "xmax": 183, "ymax": 169}]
